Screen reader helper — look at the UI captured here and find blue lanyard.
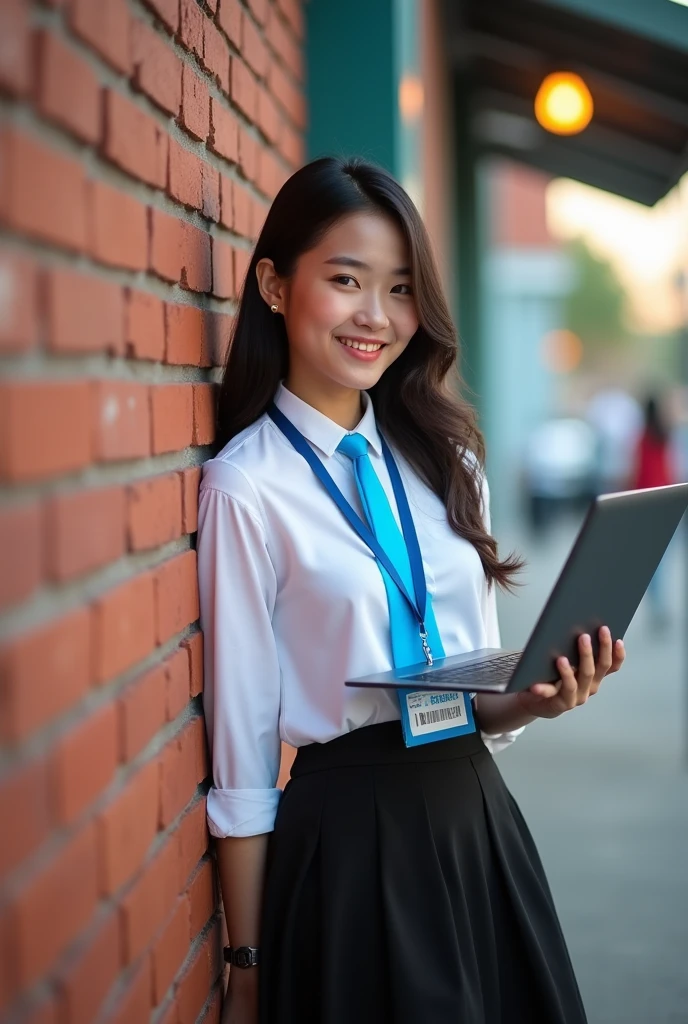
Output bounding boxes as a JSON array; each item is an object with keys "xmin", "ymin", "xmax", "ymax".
[{"xmin": 267, "ymin": 403, "xmax": 434, "ymax": 664}]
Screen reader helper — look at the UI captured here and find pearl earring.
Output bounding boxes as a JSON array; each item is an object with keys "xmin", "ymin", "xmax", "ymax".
[{"xmin": 270, "ymin": 304, "xmax": 279, "ymax": 313}]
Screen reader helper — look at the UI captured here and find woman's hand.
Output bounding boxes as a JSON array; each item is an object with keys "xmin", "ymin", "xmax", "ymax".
[
  {"xmin": 222, "ymin": 969, "xmax": 259, "ymax": 1024},
  {"xmin": 516, "ymin": 625, "xmax": 625, "ymax": 719}
]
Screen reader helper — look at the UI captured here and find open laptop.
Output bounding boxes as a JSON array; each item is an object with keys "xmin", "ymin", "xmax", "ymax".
[{"xmin": 345, "ymin": 482, "xmax": 688, "ymax": 695}]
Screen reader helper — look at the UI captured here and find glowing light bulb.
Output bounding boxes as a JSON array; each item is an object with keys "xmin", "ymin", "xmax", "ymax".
[{"xmin": 535, "ymin": 72, "xmax": 593, "ymax": 136}]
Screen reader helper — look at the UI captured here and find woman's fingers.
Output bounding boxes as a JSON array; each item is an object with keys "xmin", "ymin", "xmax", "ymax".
[
  {"xmin": 594, "ymin": 626, "xmax": 614, "ymax": 682},
  {"xmin": 608, "ymin": 638, "xmax": 626, "ymax": 674}
]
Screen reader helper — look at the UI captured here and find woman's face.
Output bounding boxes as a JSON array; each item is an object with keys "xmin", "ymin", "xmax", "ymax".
[{"xmin": 276, "ymin": 211, "xmax": 419, "ymax": 402}]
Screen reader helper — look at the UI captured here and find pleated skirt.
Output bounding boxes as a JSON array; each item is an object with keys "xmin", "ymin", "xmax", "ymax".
[{"xmin": 259, "ymin": 722, "xmax": 587, "ymax": 1024}]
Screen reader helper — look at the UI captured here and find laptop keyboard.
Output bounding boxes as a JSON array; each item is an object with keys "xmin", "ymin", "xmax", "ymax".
[{"xmin": 404, "ymin": 651, "xmax": 523, "ymax": 688}]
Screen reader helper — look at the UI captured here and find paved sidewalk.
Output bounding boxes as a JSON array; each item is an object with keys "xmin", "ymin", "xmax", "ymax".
[{"xmin": 495, "ymin": 515, "xmax": 688, "ymax": 1024}]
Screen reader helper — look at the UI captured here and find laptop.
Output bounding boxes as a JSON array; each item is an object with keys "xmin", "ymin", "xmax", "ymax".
[{"xmin": 345, "ymin": 482, "xmax": 688, "ymax": 695}]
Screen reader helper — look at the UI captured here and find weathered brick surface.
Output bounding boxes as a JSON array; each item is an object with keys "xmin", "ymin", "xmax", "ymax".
[{"xmin": 0, "ymin": 1, "xmax": 305, "ymax": 1019}]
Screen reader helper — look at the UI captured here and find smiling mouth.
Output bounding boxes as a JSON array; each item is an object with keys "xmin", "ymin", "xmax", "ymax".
[{"xmin": 336, "ymin": 337, "xmax": 387, "ymax": 352}]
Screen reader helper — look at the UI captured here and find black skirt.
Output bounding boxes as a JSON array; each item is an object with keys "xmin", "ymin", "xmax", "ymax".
[{"xmin": 259, "ymin": 722, "xmax": 587, "ymax": 1024}]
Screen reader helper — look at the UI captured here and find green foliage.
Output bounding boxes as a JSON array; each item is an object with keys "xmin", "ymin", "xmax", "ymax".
[{"xmin": 563, "ymin": 237, "xmax": 630, "ymax": 349}]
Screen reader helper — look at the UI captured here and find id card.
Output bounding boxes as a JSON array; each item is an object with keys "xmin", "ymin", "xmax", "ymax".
[{"xmin": 398, "ymin": 688, "xmax": 477, "ymax": 747}]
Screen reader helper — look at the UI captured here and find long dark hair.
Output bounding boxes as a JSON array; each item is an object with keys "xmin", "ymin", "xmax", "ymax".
[
  {"xmin": 217, "ymin": 157, "xmax": 522, "ymax": 589},
  {"xmin": 644, "ymin": 395, "xmax": 669, "ymax": 444}
]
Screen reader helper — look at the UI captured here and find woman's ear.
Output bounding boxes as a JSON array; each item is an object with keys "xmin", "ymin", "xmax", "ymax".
[{"xmin": 256, "ymin": 258, "xmax": 286, "ymax": 313}]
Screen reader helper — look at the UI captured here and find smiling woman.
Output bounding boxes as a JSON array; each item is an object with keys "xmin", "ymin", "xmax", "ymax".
[{"xmin": 198, "ymin": 157, "xmax": 605, "ymax": 1024}]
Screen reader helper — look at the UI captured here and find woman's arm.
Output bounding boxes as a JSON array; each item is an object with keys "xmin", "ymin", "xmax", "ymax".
[
  {"xmin": 216, "ymin": 834, "xmax": 270, "ymax": 1012},
  {"xmin": 475, "ymin": 694, "xmax": 537, "ymax": 734}
]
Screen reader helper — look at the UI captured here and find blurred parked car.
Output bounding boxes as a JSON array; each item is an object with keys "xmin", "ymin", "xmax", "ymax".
[{"xmin": 522, "ymin": 417, "xmax": 599, "ymax": 531}]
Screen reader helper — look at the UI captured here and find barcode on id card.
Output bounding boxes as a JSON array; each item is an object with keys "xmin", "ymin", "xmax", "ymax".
[{"xmin": 405, "ymin": 690, "xmax": 467, "ymax": 737}]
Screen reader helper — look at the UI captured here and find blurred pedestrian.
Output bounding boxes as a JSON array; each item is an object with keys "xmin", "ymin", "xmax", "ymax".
[
  {"xmin": 632, "ymin": 394, "xmax": 676, "ymax": 629},
  {"xmin": 198, "ymin": 157, "xmax": 625, "ymax": 1024}
]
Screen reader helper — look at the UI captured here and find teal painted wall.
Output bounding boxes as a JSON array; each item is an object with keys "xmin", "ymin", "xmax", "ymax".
[{"xmin": 306, "ymin": 0, "xmax": 398, "ymax": 170}]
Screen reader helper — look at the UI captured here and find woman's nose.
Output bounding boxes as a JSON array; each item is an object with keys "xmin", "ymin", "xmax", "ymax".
[{"xmin": 352, "ymin": 296, "xmax": 390, "ymax": 332}]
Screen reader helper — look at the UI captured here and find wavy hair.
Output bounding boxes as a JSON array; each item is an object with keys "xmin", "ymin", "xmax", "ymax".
[{"xmin": 217, "ymin": 157, "xmax": 522, "ymax": 589}]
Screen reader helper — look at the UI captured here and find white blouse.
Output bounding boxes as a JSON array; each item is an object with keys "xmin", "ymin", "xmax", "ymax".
[{"xmin": 198, "ymin": 383, "xmax": 524, "ymax": 839}]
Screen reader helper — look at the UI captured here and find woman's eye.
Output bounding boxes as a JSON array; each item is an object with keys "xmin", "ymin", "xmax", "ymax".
[
  {"xmin": 392, "ymin": 283, "xmax": 413, "ymax": 295},
  {"xmin": 332, "ymin": 275, "xmax": 358, "ymax": 287}
]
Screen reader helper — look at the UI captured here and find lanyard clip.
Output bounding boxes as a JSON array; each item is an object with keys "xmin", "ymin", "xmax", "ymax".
[{"xmin": 419, "ymin": 623, "xmax": 433, "ymax": 666}]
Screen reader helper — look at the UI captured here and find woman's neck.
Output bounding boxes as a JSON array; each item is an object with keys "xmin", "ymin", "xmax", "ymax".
[{"xmin": 283, "ymin": 375, "xmax": 364, "ymax": 431}]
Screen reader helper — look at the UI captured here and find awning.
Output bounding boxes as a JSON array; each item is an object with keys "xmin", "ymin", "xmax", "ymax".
[{"xmin": 445, "ymin": 0, "xmax": 688, "ymax": 205}]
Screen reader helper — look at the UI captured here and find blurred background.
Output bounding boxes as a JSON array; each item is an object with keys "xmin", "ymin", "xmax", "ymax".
[{"xmin": 1, "ymin": 0, "xmax": 688, "ymax": 1022}]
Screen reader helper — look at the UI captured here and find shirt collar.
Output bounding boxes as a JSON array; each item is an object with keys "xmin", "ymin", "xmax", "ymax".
[{"xmin": 272, "ymin": 381, "xmax": 383, "ymax": 458}]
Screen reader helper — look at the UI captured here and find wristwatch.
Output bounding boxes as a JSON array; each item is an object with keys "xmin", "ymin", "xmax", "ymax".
[{"xmin": 223, "ymin": 945, "xmax": 260, "ymax": 968}]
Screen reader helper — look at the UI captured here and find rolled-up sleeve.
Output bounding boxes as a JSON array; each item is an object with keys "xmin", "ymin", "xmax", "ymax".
[
  {"xmin": 478, "ymin": 473, "xmax": 526, "ymax": 755},
  {"xmin": 197, "ymin": 466, "xmax": 282, "ymax": 837}
]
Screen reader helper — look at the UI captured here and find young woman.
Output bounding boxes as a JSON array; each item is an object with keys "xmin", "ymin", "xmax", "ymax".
[{"xmin": 197, "ymin": 157, "xmax": 626, "ymax": 1024}]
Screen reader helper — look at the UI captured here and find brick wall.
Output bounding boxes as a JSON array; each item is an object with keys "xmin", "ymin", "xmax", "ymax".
[{"xmin": 0, "ymin": 1, "xmax": 305, "ymax": 1022}]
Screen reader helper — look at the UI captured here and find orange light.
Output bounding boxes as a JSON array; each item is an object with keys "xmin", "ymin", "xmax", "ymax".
[
  {"xmin": 534, "ymin": 72, "xmax": 593, "ymax": 136},
  {"xmin": 399, "ymin": 75, "xmax": 424, "ymax": 123},
  {"xmin": 540, "ymin": 329, "xmax": 584, "ymax": 373}
]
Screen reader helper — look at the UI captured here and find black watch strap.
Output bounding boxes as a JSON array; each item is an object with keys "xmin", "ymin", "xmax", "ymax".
[{"xmin": 224, "ymin": 945, "xmax": 260, "ymax": 968}]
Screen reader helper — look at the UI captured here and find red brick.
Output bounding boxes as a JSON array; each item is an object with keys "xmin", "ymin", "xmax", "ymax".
[
  {"xmin": 0, "ymin": 380, "xmax": 92, "ymax": 483},
  {"xmin": 217, "ymin": 0, "xmax": 241, "ymax": 49},
  {"xmin": 180, "ymin": 0, "xmax": 204, "ymax": 59},
  {"xmin": 0, "ymin": 607, "xmax": 93, "ymax": 743},
  {"xmin": 203, "ymin": 164, "xmax": 221, "ymax": 222},
  {"xmin": 234, "ymin": 247, "xmax": 251, "ymax": 291},
  {"xmin": 209, "ymin": 99, "xmax": 239, "ymax": 164},
  {"xmin": 104, "ymin": 90, "xmax": 167, "ymax": 188},
  {"xmin": 152, "ymin": 897, "xmax": 190, "ymax": 1004},
  {"xmin": 158, "ymin": 718, "xmax": 203, "ymax": 828},
  {"xmin": 187, "ymin": 859, "xmax": 214, "ymax": 936},
  {"xmin": 21, "ymin": 994, "xmax": 60, "ymax": 1024},
  {"xmin": 154, "ymin": 550, "xmax": 200, "ymax": 645},
  {"xmin": 242, "ymin": 13, "xmax": 268, "ymax": 78},
  {"xmin": 174, "ymin": 797, "xmax": 208, "ymax": 885},
  {"xmin": 151, "ymin": 384, "xmax": 194, "ymax": 455},
  {"xmin": 0, "ymin": 0, "xmax": 31, "ymax": 96},
  {"xmin": 9, "ymin": 822, "xmax": 99, "ymax": 988},
  {"xmin": 57, "ymin": 913, "xmax": 121, "ymax": 1024},
  {"xmin": 50, "ymin": 702, "xmax": 120, "ymax": 825},
  {"xmin": 211, "ymin": 238, "xmax": 234, "ymax": 299},
  {"xmin": 70, "ymin": 0, "xmax": 131, "ymax": 74},
  {"xmin": 206, "ymin": 0, "xmax": 218, "ymax": 12},
  {"xmin": 256, "ymin": 86, "xmax": 281, "ymax": 145},
  {"xmin": 118, "ymin": 665, "xmax": 166, "ymax": 763},
  {"xmin": 88, "ymin": 180, "xmax": 149, "ymax": 271},
  {"xmin": 97, "ymin": 758, "xmax": 159, "ymax": 895},
  {"xmin": 202, "ymin": 20, "xmax": 230, "ymax": 95},
  {"xmin": 193, "ymin": 383, "xmax": 216, "ymax": 445},
  {"xmin": 126, "ymin": 291, "xmax": 166, "ymax": 362},
  {"xmin": 278, "ymin": 120, "xmax": 304, "ymax": 168},
  {"xmin": 93, "ymin": 381, "xmax": 151, "ymax": 462},
  {"xmin": 3, "ymin": 128, "xmax": 88, "ymax": 251},
  {"xmin": 165, "ymin": 647, "xmax": 190, "ymax": 721},
  {"xmin": 204, "ymin": 310, "xmax": 233, "ymax": 365},
  {"xmin": 219, "ymin": 175, "xmax": 233, "ymax": 230},
  {"xmin": 127, "ymin": 473, "xmax": 183, "ymax": 551},
  {"xmin": 269, "ymin": 58, "xmax": 305, "ymax": 128},
  {"xmin": 277, "ymin": 0, "xmax": 303, "ymax": 39},
  {"xmin": 231, "ymin": 57, "xmax": 257, "ymax": 120},
  {"xmin": 120, "ymin": 836, "xmax": 181, "ymax": 963},
  {"xmin": 36, "ymin": 31, "xmax": 101, "ymax": 143},
  {"xmin": 0, "ymin": 252, "xmax": 39, "ymax": 353},
  {"xmin": 168, "ymin": 137, "xmax": 204, "ymax": 210},
  {"xmin": 46, "ymin": 268, "xmax": 125, "ymax": 354},
  {"xmin": 0, "ymin": 502, "xmax": 44, "ymax": 611},
  {"xmin": 176, "ymin": 925, "xmax": 219, "ymax": 1024},
  {"xmin": 238, "ymin": 126, "xmax": 259, "ymax": 183},
  {"xmin": 180, "ymin": 468, "xmax": 201, "ymax": 536},
  {"xmin": 182, "ymin": 631, "xmax": 204, "ymax": 697},
  {"xmin": 142, "ymin": 0, "xmax": 179, "ymax": 32},
  {"xmin": 132, "ymin": 18, "xmax": 182, "ymax": 116},
  {"xmin": 0, "ymin": 757, "xmax": 52, "ymax": 877},
  {"xmin": 266, "ymin": 6, "xmax": 303, "ymax": 80},
  {"xmin": 46, "ymin": 485, "xmax": 127, "ymax": 582},
  {"xmin": 232, "ymin": 181, "xmax": 252, "ymax": 238},
  {"xmin": 181, "ymin": 64, "xmax": 210, "ymax": 142},
  {"xmin": 109, "ymin": 955, "xmax": 152, "ymax": 1024},
  {"xmin": 200, "ymin": 987, "xmax": 223, "ymax": 1024},
  {"xmin": 166, "ymin": 303, "xmax": 204, "ymax": 365},
  {"xmin": 149, "ymin": 209, "xmax": 212, "ymax": 293},
  {"xmin": 92, "ymin": 572, "xmax": 157, "ymax": 684},
  {"xmin": 258, "ymin": 146, "xmax": 287, "ymax": 199}
]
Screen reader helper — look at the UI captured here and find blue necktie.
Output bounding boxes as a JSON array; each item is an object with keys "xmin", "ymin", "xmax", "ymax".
[{"xmin": 336, "ymin": 433, "xmax": 445, "ymax": 668}]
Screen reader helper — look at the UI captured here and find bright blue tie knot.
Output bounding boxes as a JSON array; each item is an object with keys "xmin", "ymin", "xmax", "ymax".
[{"xmin": 336, "ymin": 433, "xmax": 368, "ymax": 460}]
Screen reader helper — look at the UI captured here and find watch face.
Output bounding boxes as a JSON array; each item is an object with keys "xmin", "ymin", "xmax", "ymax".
[{"xmin": 236, "ymin": 949, "xmax": 252, "ymax": 968}]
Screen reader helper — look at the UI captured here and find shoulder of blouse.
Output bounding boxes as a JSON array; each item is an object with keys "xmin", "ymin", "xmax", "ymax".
[{"xmin": 200, "ymin": 415, "xmax": 272, "ymax": 524}]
